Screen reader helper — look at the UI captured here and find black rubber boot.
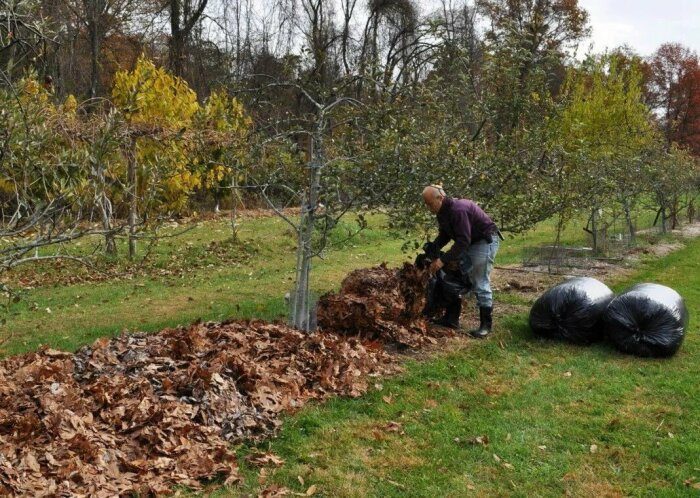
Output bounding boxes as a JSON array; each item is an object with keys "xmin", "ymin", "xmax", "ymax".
[
  {"xmin": 432, "ymin": 299, "xmax": 462, "ymax": 329},
  {"xmin": 470, "ymin": 306, "xmax": 493, "ymax": 339}
]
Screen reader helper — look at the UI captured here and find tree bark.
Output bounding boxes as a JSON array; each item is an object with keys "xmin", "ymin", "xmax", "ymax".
[
  {"xmin": 623, "ymin": 197, "xmax": 635, "ymax": 246},
  {"xmin": 95, "ymin": 161, "xmax": 116, "ymax": 255},
  {"xmin": 87, "ymin": 0, "xmax": 103, "ymax": 100},
  {"xmin": 127, "ymin": 137, "xmax": 138, "ymax": 260},
  {"xmin": 230, "ymin": 170, "xmax": 239, "ymax": 240},
  {"xmin": 169, "ymin": 0, "xmax": 209, "ymax": 78},
  {"xmin": 291, "ymin": 122, "xmax": 324, "ymax": 332},
  {"xmin": 590, "ymin": 207, "xmax": 598, "ymax": 253},
  {"xmin": 660, "ymin": 205, "xmax": 667, "ymax": 234}
]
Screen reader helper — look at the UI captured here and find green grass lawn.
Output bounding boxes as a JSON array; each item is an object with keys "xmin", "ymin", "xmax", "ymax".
[
  {"xmin": 218, "ymin": 236, "xmax": 700, "ymax": 497},
  {"xmin": 0, "ymin": 205, "xmax": 695, "ymax": 496},
  {"xmin": 0, "ymin": 206, "xmax": 663, "ymax": 357}
]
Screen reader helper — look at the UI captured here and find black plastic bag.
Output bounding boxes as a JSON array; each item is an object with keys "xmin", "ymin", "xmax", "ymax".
[
  {"xmin": 529, "ymin": 277, "xmax": 614, "ymax": 344},
  {"xmin": 604, "ymin": 283, "xmax": 689, "ymax": 358},
  {"xmin": 417, "ymin": 248, "xmax": 472, "ymax": 318}
]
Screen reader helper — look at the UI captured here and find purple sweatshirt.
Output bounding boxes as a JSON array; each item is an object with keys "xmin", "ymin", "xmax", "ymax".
[{"xmin": 434, "ymin": 198, "xmax": 497, "ymax": 263}]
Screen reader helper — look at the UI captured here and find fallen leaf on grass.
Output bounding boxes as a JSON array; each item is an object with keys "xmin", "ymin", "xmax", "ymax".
[
  {"xmin": 493, "ymin": 453, "xmax": 514, "ymax": 469},
  {"xmin": 382, "ymin": 395, "xmax": 394, "ymax": 404},
  {"xmin": 385, "ymin": 421, "xmax": 403, "ymax": 433},
  {"xmin": 247, "ymin": 452, "xmax": 285, "ymax": 467},
  {"xmin": 469, "ymin": 435, "xmax": 489, "ymax": 446},
  {"xmin": 259, "ymin": 484, "xmax": 291, "ymax": 497},
  {"xmin": 305, "ymin": 484, "xmax": 318, "ymax": 496}
]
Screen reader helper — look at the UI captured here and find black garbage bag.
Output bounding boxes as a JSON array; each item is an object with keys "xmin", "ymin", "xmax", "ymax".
[
  {"xmin": 529, "ymin": 277, "xmax": 614, "ymax": 344},
  {"xmin": 604, "ymin": 283, "xmax": 689, "ymax": 358},
  {"xmin": 416, "ymin": 245, "xmax": 472, "ymax": 318}
]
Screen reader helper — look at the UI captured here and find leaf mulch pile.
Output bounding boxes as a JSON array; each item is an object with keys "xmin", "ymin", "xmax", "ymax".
[
  {"xmin": 317, "ymin": 262, "xmax": 454, "ymax": 348},
  {"xmin": 0, "ymin": 263, "xmax": 449, "ymax": 496}
]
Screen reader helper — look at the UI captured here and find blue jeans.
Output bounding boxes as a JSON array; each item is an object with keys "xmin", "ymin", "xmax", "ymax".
[{"xmin": 466, "ymin": 238, "xmax": 499, "ymax": 308}]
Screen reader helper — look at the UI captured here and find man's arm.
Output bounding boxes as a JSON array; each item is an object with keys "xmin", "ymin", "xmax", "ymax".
[
  {"xmin": 433, "ymin": 229, "xmax": 450, "ymax": 249},
  {"xmin": 441, "ymin": 210, "xmax": 471, "ymax": 263}
]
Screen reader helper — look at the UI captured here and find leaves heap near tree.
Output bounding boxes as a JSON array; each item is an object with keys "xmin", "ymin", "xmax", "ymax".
[
  {"xmin": 0, "ymin": 262, "xmax": 444, "ymax": 495},
  {"xmin": 0, "ymin": 321, "xmax": 392, "ymax": 494}
]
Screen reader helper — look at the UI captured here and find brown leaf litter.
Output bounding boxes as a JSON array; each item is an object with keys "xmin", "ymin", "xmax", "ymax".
[
  {"xmin": 0, "ymin": 263, "xmax": 443, "ymax": 496},
  {"xmin": 316, "ymin": 263, "xmax": 454, "ymax": 348}
]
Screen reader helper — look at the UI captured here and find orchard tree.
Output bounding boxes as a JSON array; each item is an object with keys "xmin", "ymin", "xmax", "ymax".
[
  {"xmin": 111, "ymin": 55, "xmax": 200, "ymax": 258},
  {"xmin": 192, "ymin": 89, "xmax": 253, "ymax": 238},
  {"xmin": 645, "ymin": 145, "xmax": 700, "ymax": 232},
  {"xmin": 555, "ymin": 55, "xmax": 659, "ymax": 248},
  {"xmin": 242, "ymin": 76, "xmax": 380, "ymax": 331}
]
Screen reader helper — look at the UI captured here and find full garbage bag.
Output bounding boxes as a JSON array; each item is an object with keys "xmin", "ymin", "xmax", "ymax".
[
  {"xmin": 416, "ymin": 247, "xmax": 472, "ymax": 317},
  {"xmin": 604, "ymin": 283, "xmax": 689, "ymax": 358},
  {"xmin": 529, "ymin": 277, "xmax": 614, "ymax": 344}
]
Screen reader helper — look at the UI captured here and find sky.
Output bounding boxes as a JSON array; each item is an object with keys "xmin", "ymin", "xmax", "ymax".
[{"xmin": 577, "ymin": 0, "xmax": 700, "ymax": 57}]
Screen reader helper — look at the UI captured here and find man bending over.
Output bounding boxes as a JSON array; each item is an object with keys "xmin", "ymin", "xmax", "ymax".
[{"xmin": 422, "ymin": 185, "xmax": 501, "ymax": 338}]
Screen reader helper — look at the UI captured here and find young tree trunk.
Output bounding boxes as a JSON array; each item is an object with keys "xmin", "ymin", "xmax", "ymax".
[
  {"xmin": 127, "ymin": 138, "xmax": 138, "ymax": 259},
  {"xmin": 688, "ymin": 199, "xmax": 696, "ymax": 224},
  {"xmin": 660, "ymin": 206, "xmax": 667, "ymax": 234},
  {"xmin": 95, "ymin": 163, "xmax": 116, "ymax": 255},
  {"xmin": 102, "ymin": 200, "xmax": 117, "ymax": 255},
  {"xmin": 623, "ymin": 197, "xmax": 635, "ymax": 246},
  {"xmin": 230, "ymin": 172, "xmax": 238, "ymax": 240},
  {"xmin": 590, "ymin": 207, "xmax": 598, "ymax": 253},
  {"xmin": 291, "ymin": 127, "xmax": 324, "ymax": 332},
  {"xmin": 670, "ymin": 196, "xmax": 679, "ymax": 230}
]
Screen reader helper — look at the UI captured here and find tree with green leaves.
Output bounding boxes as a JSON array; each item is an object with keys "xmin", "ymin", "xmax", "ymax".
[{"xmin": 554, "ymin": 54, "xmax": 660, "ymax": 248}]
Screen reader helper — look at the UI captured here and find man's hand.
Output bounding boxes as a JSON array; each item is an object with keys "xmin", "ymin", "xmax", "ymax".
[{"xmin": 429, "ymin": 258, "xmax": 444, "ymax": 274}]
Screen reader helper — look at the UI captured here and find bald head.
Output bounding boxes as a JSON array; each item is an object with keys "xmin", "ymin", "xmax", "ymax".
[{"xmin": 422, "ymin": 185, "xmax": 445, "ymax": 214}]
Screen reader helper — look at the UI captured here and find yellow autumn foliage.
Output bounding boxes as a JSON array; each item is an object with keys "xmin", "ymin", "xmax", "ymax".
[
  {"xmin": 193, "ymin": 89, "xmax": 253, "ymax": 191},
  {"xmin": 112, "ymin": 56, "xmax": 202, "ymax": 213},
  {"xmin": 112, "ymin": 55, "xmax": 199, "ymax": 127}
]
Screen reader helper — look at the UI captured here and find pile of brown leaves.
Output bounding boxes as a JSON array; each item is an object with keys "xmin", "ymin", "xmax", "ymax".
[
  {"xmin": 0, "ymin": 263, "xmax": 441, "ymax": 495},
  {"xmin": 0, "ymin": 321, "xmax": 396, "ymax": 495},
  {"xmin": 317, "ymin": 263, "xmax": 453, "ymax": 347}
]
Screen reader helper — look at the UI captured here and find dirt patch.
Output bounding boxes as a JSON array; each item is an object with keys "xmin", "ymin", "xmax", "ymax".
[
  {"xmin": 637, "ymin": 220, "xmax": 700, "ymax": 239},
  {"xmin": 489, "ymin": 261, "xmax": 636, "ymax": 304},
  {"xmin": 563, "ymin": 465, "xmax": 624, "ymax": 497},
  {"xmin": 491, "ymin": 268, "xmax": 560, "ymax": 300},
  {"xmin": 633, "ymin": 241, "xmax": 685, "ymax": 258}
]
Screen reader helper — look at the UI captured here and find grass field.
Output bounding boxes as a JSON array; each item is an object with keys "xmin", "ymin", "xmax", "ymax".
[
  {"xmin": 222, "ymin": 236, "xmax": 700, "ymax": 497},
  {"xmin": 0, "ymin": 207, "xmax": 662, "ymax": 357},
  {"xmin": 1, "ymin": 205, "xmax": 695, "ymax": 497}
]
